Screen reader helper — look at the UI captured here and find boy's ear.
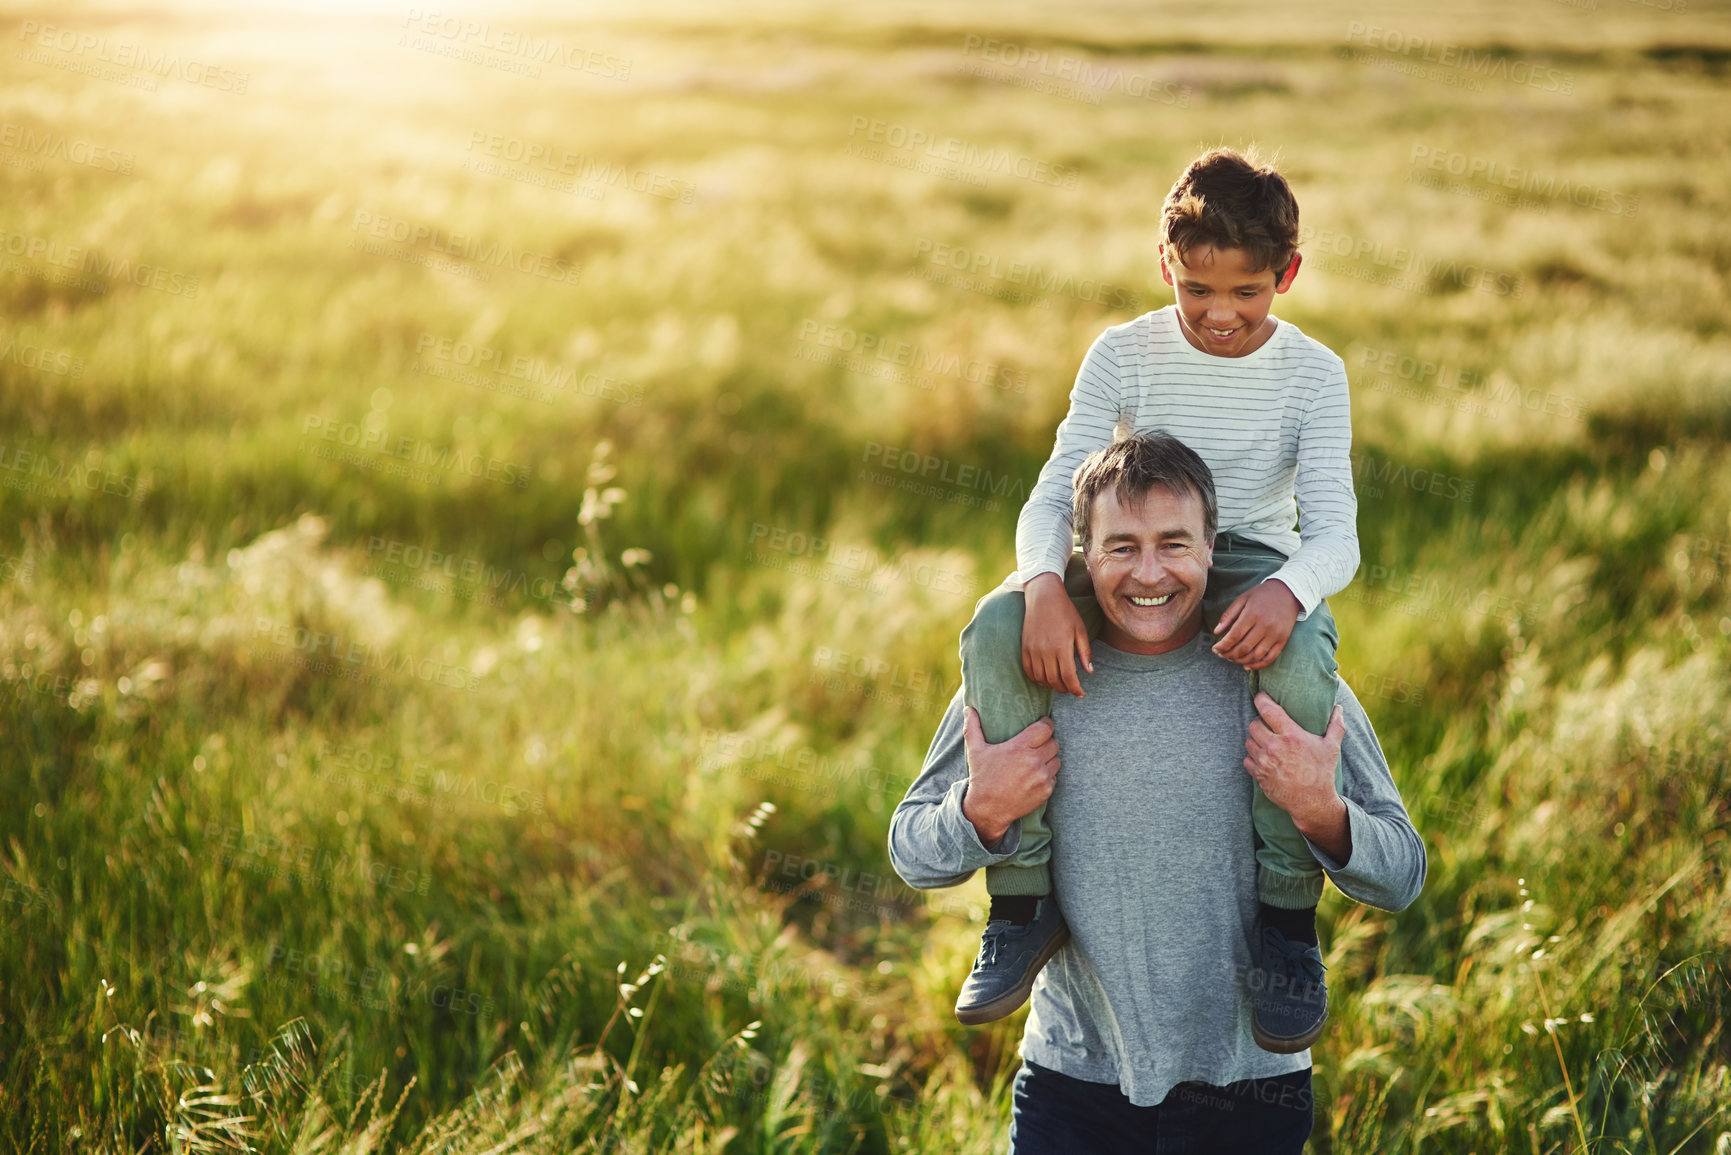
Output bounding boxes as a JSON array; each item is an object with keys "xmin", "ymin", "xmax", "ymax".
[
  {"xmin": 1274, "ymin": 252, "xmax": 1302, "ymax": 294},
  {"xmin": 1158, "ymin": 243, "xmax": 1175, "ymax": 287}
]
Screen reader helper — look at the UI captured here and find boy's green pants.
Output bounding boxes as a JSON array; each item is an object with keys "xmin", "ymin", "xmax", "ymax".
[{"xmin": 958, "ymin": 534, "xmax": 1343, "ymax": 909}]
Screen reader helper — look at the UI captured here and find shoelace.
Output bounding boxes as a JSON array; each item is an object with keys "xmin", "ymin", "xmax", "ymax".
[
  {"xmin": 1265, "ymin": 932, "xmax": 1327, "ymax": 989},
  {"xmin": 975, "ymin": 920, "xmax": 1020, "ymax": 967}
]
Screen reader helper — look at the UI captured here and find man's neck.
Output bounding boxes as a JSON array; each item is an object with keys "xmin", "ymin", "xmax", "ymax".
[{"xmin": 1097, "ymin": 612, "xmax": 1205, "ymax": 656}]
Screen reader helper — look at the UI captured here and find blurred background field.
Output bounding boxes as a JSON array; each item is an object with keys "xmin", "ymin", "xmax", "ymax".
[{"xmin": 3, "ymin": 0, "xmax": 1731, "ymax": 1150}]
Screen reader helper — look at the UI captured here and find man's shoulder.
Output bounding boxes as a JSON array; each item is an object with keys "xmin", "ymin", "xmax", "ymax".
[
  {"xmin": 1180, "ymin": 636, "xmax": 1256, "ymax": 687},
  {"xmin": 1330, "ymin": 677, "xmax": 1379, "ymax": 740},
  {"xmin": 1202, "ymin": 649, "xmax": 1257, "ymax": 724}
]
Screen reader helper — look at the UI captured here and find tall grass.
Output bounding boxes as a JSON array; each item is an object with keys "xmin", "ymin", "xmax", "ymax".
[{"xmin": 2, "ymin": 1, "xmax": 1730, "ymax": 1151}]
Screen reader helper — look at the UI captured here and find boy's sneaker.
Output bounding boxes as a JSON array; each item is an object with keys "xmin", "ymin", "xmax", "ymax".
[
  {"xmin": 1249, "ymin": 922, "xmax": 1329, "ymax": 1053},
  {"xmin": 955, "ymin": 897, "xmax": 1070, "ymax": 1025}
]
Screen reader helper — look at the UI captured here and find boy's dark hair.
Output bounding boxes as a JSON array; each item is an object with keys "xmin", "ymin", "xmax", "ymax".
[
  {"xmin": 1160, "ymin": 147, "xmax": 1300, "ymax": 277},
  {"xmin": 1073, "ymin": 431, "xmax": 1218, "ymax": 552}
]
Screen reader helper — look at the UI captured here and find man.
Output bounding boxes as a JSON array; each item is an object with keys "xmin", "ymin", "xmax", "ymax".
[{"xmin": 887, "ymin": 432, "xmax": 1425, "ymax": 1152}]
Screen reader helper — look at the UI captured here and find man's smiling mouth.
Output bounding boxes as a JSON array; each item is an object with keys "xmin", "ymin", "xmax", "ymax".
[{"xmin": 1127, "ymin": 593, "xmax": 1173, "ymax": 607}]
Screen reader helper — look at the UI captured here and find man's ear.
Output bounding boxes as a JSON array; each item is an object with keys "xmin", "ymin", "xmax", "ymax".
[
  {"xmin": 1158, "ymin": 243, "xmax": 1175, "ymax": 287},
  {"xmin": 1274, "ymin": 252, "xmax": 1302, "ymax": 294}
]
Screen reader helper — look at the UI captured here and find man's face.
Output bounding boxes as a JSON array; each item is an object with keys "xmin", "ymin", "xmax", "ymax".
[
  {"xmin": 1082, "ymin": 483, "xmax": 1213, "ymax": 655},
  {"xmin": 1160, "ymin": 242, "xmax": 1298, "ymax": 359}
]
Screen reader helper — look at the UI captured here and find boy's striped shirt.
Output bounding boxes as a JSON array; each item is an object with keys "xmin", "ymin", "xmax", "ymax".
[{"xmin": 1014, "ymin": 305, "xmax": 1358, "ymax": 617}]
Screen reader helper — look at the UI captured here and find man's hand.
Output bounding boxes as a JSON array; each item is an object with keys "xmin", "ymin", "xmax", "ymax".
[
  {"xmin": 1023, "ymin": 572, "xmax": 1093, "ymax": 698},
  {"xmin": 960, "ymin": 707, "xmax": 1060, "ymax": 847},
  {"xmin": 1243, "ymin": 693, "xmax": 1351, "ymax": 863},
  {"xmin": 1212, "ymin": 579, "xmax": 1301, "ymax": 671}
]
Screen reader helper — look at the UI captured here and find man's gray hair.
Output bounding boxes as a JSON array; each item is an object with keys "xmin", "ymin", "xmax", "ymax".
[{"xmin": 1073, "ymin": 431, "xmax": 1219, "ymax": 551}]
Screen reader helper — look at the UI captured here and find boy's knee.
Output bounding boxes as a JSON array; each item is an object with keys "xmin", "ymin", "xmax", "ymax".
[
  {"xmin": 1259, "ymin": 636, "xmax": 1341, "ymax": 735},
  {"xmin": 960, "ymin": 588, "xmax": 1028, "ymax": 665},
  {"xmin": 1275, "ymin": 615, "xmax": 1340, "ymax": 679},
  {"xmin": 1271, "ymin": 640, "xmax": 1337, "ymax": 684}
]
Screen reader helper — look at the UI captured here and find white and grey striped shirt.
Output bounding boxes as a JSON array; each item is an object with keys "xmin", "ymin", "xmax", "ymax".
[{"xmin": 1014, "ymin": 306, "xmax": 1358, "ymax": 616}]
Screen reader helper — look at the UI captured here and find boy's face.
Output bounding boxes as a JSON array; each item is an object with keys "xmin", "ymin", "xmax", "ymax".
[
  {"xmin": 1082, "ymin": 483, "xmax": 1213, "ymax": 655},
  {"xmin": 1160, "ymin": 243, "xmax": 1300, "ymax": 359}
]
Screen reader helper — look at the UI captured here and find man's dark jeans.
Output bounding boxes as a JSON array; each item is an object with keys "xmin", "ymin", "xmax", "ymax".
[{"xmin": 1007, "ymin": 1059, "xmax": 1314, "ymax": 1154}]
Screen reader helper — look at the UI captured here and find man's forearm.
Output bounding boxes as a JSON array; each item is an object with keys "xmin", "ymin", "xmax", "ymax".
[
  {"xmin": 960, "ymin": 782, "xmax": 1011, "ymax": 847},
  {"xmin": 1293, "ymin": 795, "xmax": 1351, "ymax": 865}
]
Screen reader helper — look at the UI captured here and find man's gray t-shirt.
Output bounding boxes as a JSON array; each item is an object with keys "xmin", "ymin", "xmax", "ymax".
[{"xmin": 888, "ymin": 630, "xmax": 1426, "ymax": 1107}]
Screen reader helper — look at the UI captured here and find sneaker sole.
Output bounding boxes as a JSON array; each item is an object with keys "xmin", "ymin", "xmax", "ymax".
[
  {"xmin": 1252, "ymin": 1007, "xmax": 1328, "ymax": 1054},
  {"xmin": 955, "ymin": 925, "xmax": 1072, "ymax": 1026}
]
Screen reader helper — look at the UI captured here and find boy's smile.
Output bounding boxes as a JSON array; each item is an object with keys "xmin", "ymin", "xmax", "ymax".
[{"xmin": 1160, "ymin": 243, "xmax": 1300, "ymax": 359}]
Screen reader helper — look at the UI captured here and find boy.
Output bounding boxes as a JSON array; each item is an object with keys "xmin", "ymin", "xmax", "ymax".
[{"xmin": 953, "ymin": 147, "xmax": 1358, "ymax": 1055}]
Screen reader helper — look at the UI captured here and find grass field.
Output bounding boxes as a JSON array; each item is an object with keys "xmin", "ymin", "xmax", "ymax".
[{"xmin": 3, "ymin": 0, "xmax": 1731, "ymax": 1150}]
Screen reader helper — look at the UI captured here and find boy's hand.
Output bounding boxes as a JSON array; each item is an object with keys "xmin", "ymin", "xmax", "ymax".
[
  {"xmin": 1213, "ymin": 580, "xmax": 1301, "ymax": 671},
  {"xmin": 1022, "ymin": 573, "xmax": 1093, "ymax": 698}
]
